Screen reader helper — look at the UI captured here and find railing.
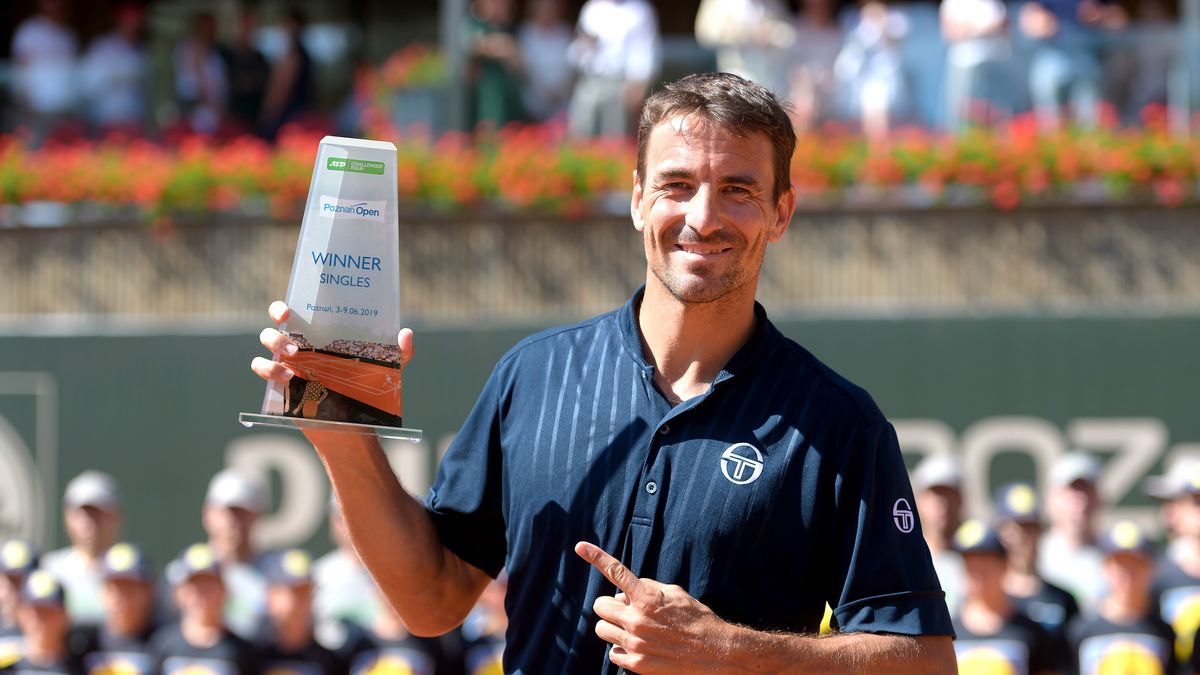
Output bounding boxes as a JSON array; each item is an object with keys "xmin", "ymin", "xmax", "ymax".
[{"xmin": 4, "ymin": 204, "xmax": 1200, "ymax": 322}]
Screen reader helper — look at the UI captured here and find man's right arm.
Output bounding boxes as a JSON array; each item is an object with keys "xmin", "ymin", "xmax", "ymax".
[{"xmin": 253, "ymin": 302, "xmax": 491, "ymax": 636}]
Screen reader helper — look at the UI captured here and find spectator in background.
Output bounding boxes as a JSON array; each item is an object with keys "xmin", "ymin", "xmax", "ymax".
[
  {"xmin": 517, "ymin": 0, "xmax": 574, "ymax": 123},
  {"xmin": 462, "ymin": 0, "xmax": 526, "ymax": 133},
  {"xmin": 1070, "ymin": 521, "xmax": 1176, "ymax": 675},
  {"xmin": 174, "ymin": 11, "xmax": 228, "ymax": 135},
  {"xmin": 1149, "ymin": 459, "xmax": 1200, "ymax": 668},
  {"xmin": 911, "ymin": 454, "xmax": 965, "ymax": 614},
  {"xmin": 42, "ymin": 470, "xmax": 123, "ymax": 624},
  {"xmin": 786, "ymin": 0, "xmax": 843, "ymax": 131},
  {"xmin": 256, "ymin": 549, "xmax": 340, "ymax": 674},
  {"xmin": 694, "ymin": 0, "xmax": 795, "ymax": 96},
  {"xmin": 10, "ymin": 0, "xmax": 80, "ymax": 144},
  {"xmin": 11, "ymin": 571, "xmax": 81, "ymax": 674},
  {"xmin": 222, "ymin": 6, "xmax": 271, "ymax": 137},
  {"xmin": 79, "ymin": 1, "xmax": 147, "ymax": 137},
  {"xmin": 80, "ymin": 543, "xmax": 160, "ymax": 674},
  {"xmin": 1019, "ymin": 0, "xmax": 1127, "ymax": 131},
  {"xmin": 567, "ymin": 0, "xmax": 660, "ymax": 139},
  {"xmin": 951, "ymin": 519, "xmax": 1068, "ymax": 674},
  {"xmin": 0, "ymin": 540, "xmax": 38, "ymax": 666},
  {"xmin": 833, "ymin": 1, "xmax": 911, "ymax": 142},
  {"xmin": 1145, "ymin": 456, "xmax": 1200, "ymax": 565},
  {"xmin": 1107, "ymin": 0, "xmax": 1175, "ymax": 124},
  {"xmin": 939, "ymin": 0, "xmax": 1011, "ymax": 133},
  {"xmin": 150, "ymin": 544, "xmax": 260, "ymax": 675},
  {"xmin": 993, "ymin": 483, "xmax": 1079, "ymax": 643},
  {"xmin": 259, "ymin": 9, "xmax": 314, "ymax": 139},
  {"xmin": 460, "ymin": 574, "xmax": 505, "ymax": 675},
  {"xmin": 340, "ymin": 590, "xmax": 447, "ymax": 675},
  {"xmin": 1039, "ymin": 451, "xmax": 1105, "ymax": 612},
  {"xmin": 201, "ymin": 469, "xmax": 268, "ymax": 639},
  {"xmin": 313, "ymin": 496, "xmax": 382, "ymax": 630}
]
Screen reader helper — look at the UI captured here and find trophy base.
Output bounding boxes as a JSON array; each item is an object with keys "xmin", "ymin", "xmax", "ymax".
[{"xmin": 238, "ymin": 412, "xmax": 423, "ymax": 441}]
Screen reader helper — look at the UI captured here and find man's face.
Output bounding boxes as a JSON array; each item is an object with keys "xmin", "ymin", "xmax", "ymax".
[
  {"xmin": 175, "ymin": 573, "xmax": 225, "ymax": 624},
  {"xmin": 266, "ymin": 583, "xmax": 313, "ymax": 628},
  {"xmin": 914, "ymin": 485, "xmax": 962, "ymax": 537},
  {"xmin": 203, "ymin": 505, "xmax": 257, "ymax": 553},
  {"xmin": 1103, "ymin": 551, "xmax": 1153, "ymax": 598},
  {"xmin": 997, "ymin": 519, "xmax": 1042, "ymax": 560},
  {"xmin": 17, "ymin": 603, "xmax": 67, "ymax": 643},
  {"xmin": 65, "ymin": 505, "xmax": 121, "ymax": 553},
  {"xmin": 632, "ymin": 115, "xmax": 793, "ymax": 306},
  {"xmin": 102, "ymin": 578, "xmax": 155, "ymax": 636},
  {"xmin": 1047, "ymin": 480, "xmax": 1099, "ymax": 534},
  {"xmin": 962, "ymin": 552, "xmax": 1006, "ymax": 597},
  {"xmin": 1171, "ymin": 493, "xmax": 1200, "ymax": 538}
]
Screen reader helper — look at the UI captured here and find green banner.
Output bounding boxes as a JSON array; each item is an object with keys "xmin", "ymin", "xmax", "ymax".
[
  {"xmin": 1, "ymin": 313, "xmax": 1197, "ymax": 562},
  {"xmin": 327, "ymin": 157, "xmax": 386, "ymax": 175}
]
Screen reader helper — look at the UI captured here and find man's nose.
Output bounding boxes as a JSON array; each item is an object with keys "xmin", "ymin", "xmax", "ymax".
[{"xmin": 684, "ymin": 186, "xmax": 722, "ymax": 236}]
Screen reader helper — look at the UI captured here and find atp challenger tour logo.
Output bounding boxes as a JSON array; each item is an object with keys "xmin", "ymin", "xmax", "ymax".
[
  {"xmin": 326, "ymin": 156, "xmax": 386, "ymax": 175},
  {"xmin": 720, "ymin": 443, "xmax": 764, "ymax": 485},
  {"xmin": 319, "ymin": 195, "xmax": 386, "ymax": 222}
]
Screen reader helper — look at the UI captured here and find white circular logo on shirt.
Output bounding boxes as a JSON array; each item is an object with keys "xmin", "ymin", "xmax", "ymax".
[
  {"xmin": 720, "ymin": 443, "xmax": 764, "ymax": 485},
  {"xmin": 893, "ymin": 498, "xmax": 915, "ymax": 533}
]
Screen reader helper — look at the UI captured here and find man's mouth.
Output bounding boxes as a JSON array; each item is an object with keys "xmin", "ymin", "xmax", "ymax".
[{"xmin": 674, "ymin": 243, "xmax": 732, "ymax": 258}]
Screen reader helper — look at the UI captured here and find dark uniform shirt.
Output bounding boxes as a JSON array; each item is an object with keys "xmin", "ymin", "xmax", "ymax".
[
  {"xmin": 1069, "ymin": 613, "xmax": 1175, "ymax": 675},
  {"xmin": 954, "ymin": 611, "xmax": 1068, "ymax": 674},
  {"xmin": 257, "ymin": 634, "xmax": 342, "ymax": 675},
  {"xmin": 342, "ymin": 629, "xmax": 439, "ymax": 675},
  {"xmin": 79, "ymin": 624, "xmax": 157, "ymax": 674},
  {"xmin": 426, "ymin": 289, "xmax": 953, "ymax": 673},
  {"xmin": 1009, "ymin": 579, "xmax": 1080, "ymax": 640},
  {"xmin": 147, "ymin": 622, "xmax": 261, "ymax": 675},
  {"xmin": 1151, "ymin": 557, "xmax": 1200, "ymax": 665},
  {"xmin": 0, "ymin": 623, "xmax": 21, "ymax": 668}
]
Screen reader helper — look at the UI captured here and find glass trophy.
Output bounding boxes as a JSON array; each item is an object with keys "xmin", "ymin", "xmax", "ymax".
[{"xmin": 240, "ymin": 137, "xmax": 421, "ymax": 441}]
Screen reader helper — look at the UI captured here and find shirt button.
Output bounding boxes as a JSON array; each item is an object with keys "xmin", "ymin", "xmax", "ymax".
[
  {"xmin": 645, "ymin": 481, "xmax": 658, "ymax": 494},
  {"xmin": 658, "ymin": 424, "xmax": 670, "ymax": 435}
]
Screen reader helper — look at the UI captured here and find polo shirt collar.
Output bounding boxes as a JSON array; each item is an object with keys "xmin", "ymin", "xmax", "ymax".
[{"xmin": 617, "ymin": 286, "xmax": 782, "ymax": 384}]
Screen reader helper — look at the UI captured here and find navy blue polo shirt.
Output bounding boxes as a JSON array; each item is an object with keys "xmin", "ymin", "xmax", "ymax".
[{"xmin": 426, "ymin": 288, "xmax": 953, "ymax": 674}]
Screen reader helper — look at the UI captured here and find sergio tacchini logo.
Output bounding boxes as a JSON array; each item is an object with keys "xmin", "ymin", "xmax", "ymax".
[{"xmin": 720, "ymin": 443, "xmax": 764, "ymax": 485}]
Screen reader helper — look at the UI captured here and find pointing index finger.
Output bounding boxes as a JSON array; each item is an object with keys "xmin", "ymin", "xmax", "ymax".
[{"xmin": 575, "ymin": 541, "xmax": 644, "ymax": 603}]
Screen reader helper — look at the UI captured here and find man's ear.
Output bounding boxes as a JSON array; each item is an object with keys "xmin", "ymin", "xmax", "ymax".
[
  {"xmin": 631, "ymin": 171, "xmax": 645, "ymax": 233},
  {"xmin": 768, "ymin": 185, "xmax": 796, "ymax": 243}
]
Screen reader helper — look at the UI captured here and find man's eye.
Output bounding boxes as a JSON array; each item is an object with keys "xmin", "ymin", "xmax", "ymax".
[{"xmin": 725, "ymin": 186, "xmax": 750, "ymax": 194}]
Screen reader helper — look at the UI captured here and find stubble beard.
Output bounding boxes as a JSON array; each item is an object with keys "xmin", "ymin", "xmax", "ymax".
[{"xmin": 649, "ymin": 229, "xmax": 766, "ymax": 305}]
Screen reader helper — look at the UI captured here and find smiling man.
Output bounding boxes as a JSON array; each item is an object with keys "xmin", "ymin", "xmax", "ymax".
[{"xmin": 254, "ymin": 72, "xmax": 955, "ymax": 673}]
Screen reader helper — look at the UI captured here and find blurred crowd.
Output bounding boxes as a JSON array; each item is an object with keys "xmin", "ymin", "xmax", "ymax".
[
  {"xmin": 4, "ymin": 0, "xmax": 1189, "ymax": 149},
  {"xmin": 912, "ymin": 450, "xmax": 1200, "ymax": 673},
  {"xmin": 0, "ymin": 469, "xmax": 504, "ymax": 674}
]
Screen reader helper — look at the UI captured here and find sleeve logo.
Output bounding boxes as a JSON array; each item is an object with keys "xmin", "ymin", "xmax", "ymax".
[{"xmin": 893, "ymin": 498, "xmax": 915, "ymax": 533}]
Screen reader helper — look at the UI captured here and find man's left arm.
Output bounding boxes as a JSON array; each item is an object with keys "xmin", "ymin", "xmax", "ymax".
[{"xmin": 576, "ymin": 542, "xmax": 954, "ymax": 674}]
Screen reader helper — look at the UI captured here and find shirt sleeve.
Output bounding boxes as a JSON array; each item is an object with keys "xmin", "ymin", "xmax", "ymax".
[
  {"xmin": 423, "ymin": 362, "xmax": 510, "ymax": 579},
  {"xmin": 827, "ymin": 420, "xmax": 955, "ymax": 636}
]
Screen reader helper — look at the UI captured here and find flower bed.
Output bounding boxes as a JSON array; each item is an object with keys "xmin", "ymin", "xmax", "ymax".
[{"xmin": 1, "ymin": 111, "xmax": 1198, "ymax": 224}]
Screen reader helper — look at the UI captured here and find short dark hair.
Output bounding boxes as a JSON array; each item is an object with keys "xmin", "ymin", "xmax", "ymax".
[{"xmin": 636, "ymin": 72, "xmax": 796, "ymax": 200}]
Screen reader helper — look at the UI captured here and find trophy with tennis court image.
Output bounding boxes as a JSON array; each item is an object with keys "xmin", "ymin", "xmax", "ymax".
[{"xmin": 240, "ymin": 136, "xmax": 421, "ymax": 442}]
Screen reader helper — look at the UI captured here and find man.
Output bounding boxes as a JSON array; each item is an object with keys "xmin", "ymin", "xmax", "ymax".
[
  {"xmin": 695, "ymin": 0, "xmax": 795, "ymax": 95},
  {"xmin": 78, "ymin": 1, "xmax": 147, "ymax": 135},
  {"xmin": 939, "ymin": 0, "xmax": 1011, "ymax": 132},
  {"xmin": 9, "ymin": 571, "xmax": 81, "ymax": 674},
  {"xmin": 911, "ymin": 454, "xmax": 965, "ymax": 614},
  {"xmin": 255, "ymin": 548, "xmax": 340, "ymax": 674},
  {"xmin": 148, "ymin": 543, "xmax": 260, "ymax": 674},
  {"xmin": 41, "ymin": 471, "xmax": 123, "ymax": 623},
  {"xmin": 254, "ymin": 72, "xmax": 955, "ymax": 672},
  {"xmin": 79, "ymin": 543, "xmax": 159, "ymax": 674},
  {"xmin": 0, "ymin": 540, "xmax": 38, "ymax": 667},
  {"xmin": 566, "ymin": 0, "xmax": 660, "ymax": 139},
  {"xmin": 950, "ymin": 520, "xmax": 1068, "ymax": 674},
  {"xmin": 201, "ymin": 468, "xmax": 268, "ymax": 638},
  {"xmin": 1069, "ymin": 521, "xmax": 1175, "ymax": 674},
  {"xmin": 10, "ymin": 0, "xmax": 79, "ymax": 144},
  {"xmin": 313, "ymin": 496, "xmax": 383, "ymax": 630},
  {"xmin": 1148, "ymin": 459, "xmax": 1200, "ymax": 667},
  {"xmin": 993, "ymin": 483, "xmax": 1079, "ymax": 642},
  {"xmin": 1144, "ymin": 456, "xmax": 1200, "ymax": 564},
  {"xmin": 1038, "ymin": 450, "xmax": 1105, "ymax": 612}
]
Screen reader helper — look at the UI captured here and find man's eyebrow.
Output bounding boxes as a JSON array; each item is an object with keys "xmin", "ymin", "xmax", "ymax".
[
  {"xmin": 651, "ymin": 168, "xmax": 695, "ymax": 182},
  {"xmin": 721, "ymin": 174, "xmax": 760, "ymax": 187},
  {"xmin": 651, "ymin": 169, "xmax": 762, "ymax": 187}
]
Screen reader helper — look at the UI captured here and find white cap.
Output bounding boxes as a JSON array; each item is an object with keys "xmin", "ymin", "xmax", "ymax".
[
  {"xmin": 63, "ymin": 471, "xmax": 120, "ymax": 511},
  {"xmin": 911, "ymin": 454, "xmax": 962, "ymax": 492},
  {"xmin": 1049, "ymin": 451, "xmax": 1102, "ymax": 488},
  {"xmin": 204, "ymin": 469, "xmax": 265, "ymax": 513},
  {"xmin": 1145, "ymin": 457, "xmax": 1200, "ymax": 500}
]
